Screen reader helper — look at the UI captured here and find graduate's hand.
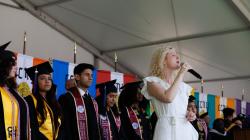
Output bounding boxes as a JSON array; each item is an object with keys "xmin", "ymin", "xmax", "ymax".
[{"xmin": 186, "ymin": 110, "xmax": 196, "ymax": 122}]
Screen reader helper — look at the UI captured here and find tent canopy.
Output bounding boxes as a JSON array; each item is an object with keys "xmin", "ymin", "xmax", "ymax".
[{"xmin": 11, "ymin": 0, "xmax": 250, "ymax": 82}]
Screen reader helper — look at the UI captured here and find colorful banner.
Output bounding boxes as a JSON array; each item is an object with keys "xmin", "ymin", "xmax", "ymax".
[
  {"xmin": 52, "ymin": 59, "xmax": 97, "ymax": 98},
  {"xmin": 13, "ymin": 53, "xmax": 250, "ymax": 119},
  {"xmin": 241, "ymin": 101, "xmax": 247, "ymax": 115},
  {"xmin": 247, "ymin": 103, "xmax": 250, "ymax": 116},
  {"xmin": 16, "ymin": 54, "xmax": 46, "ymax": 97},
  {"xmin": 236, "ymin": 99, "xmax": 242, "ymax": 115},
  {"xmin": 96, "ymin": 70, "xmax": 136, "ymax": 96},
  {"xmin": 227, "ymin": 98, "xmax": 235, "ymax": 111},
  {"xmin": 215, "ymin": 96, "xmax": 227, "ymax": 118},
  {"xmin": 199, "ymin": 93, "xmax": 208, "ymax": 115},
  {"xmin": 207, "ymin": 94, "xmax": 215, "ymax": 128}
]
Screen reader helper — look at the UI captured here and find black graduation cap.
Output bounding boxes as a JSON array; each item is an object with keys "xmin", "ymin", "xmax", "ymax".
[
  {"xmin": 188, "ymin": 95, "xmax": 196, "ymax": 103},
  {"xmin": 0, "ymin": 41, "xmax": 16, "ymax": 65},
  {"xmin": 118, "ymin": 81, "xmax": 143, "ymax": 108},
  {"xmin": 96, "ymin": 80, "xmax": 118, "ymax": 95},
  {"xmin": 200, "ymin": 112, "xmax": 209, "ymax": 118},
  {"xmin": 0, "ymin": 41, "xmax": 11, "ymax": 51},
  {"xmin": 95, "ymin": 80, "xmax": 117, "ymax": 116},
  {"xmin": 222, "ymin": 108, "xmax": 234, "ymax": 117},
  {"xmin": 120, "ymin": 81, "xmax": 143, "ymax": 90},
  {"xmin": 25, "ymin": 61, "xmax": 53, "ymax": 82}
]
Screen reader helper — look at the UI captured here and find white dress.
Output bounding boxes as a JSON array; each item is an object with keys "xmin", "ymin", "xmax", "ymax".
[{"xmin": 141, "ymin": 76, "xmax": 198, "ymax": 140}]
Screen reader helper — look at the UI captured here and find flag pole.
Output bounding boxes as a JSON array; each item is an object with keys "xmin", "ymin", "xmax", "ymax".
[
  {"xmin": 242, "ymin": 88, "xmax": 245, "ymax": 101},
  {"xmin": 23, "ymin": 31, "xmax": 27, "ymax": 54},
  {"xmin": 74, "ymin": 42, "xmax": 77, "ymax": 64},
  {"xmin": 201, "ymin": 79, "xmax": 204, "ymax": 93},
  {"xmin": 221, "ymin": 83, "xmax": 224, "ymax": 97},
  {"xmin": 114, "ymin": 52, "xmax": 118, "ymax": 72}
]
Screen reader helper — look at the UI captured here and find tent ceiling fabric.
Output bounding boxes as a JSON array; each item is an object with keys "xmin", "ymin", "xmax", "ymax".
[
  {"xmin": 0, "ymin": 0, "xmax": 18, "ymax": 6},
  {"xmin": 20, "ymin": 0, "xmax": 250, "ymax": 81}
]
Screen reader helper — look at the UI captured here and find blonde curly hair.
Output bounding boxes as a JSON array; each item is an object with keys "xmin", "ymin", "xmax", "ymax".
[{"xmin": 149, "ymin": 47, "xmax": 178, "ymax": 79}]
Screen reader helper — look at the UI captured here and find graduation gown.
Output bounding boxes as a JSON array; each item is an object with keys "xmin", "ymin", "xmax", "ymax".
[
  {"xmin": 207, "ymin": 129, "xmax": 227, "ymax": 140},
  {"xmin": 120, "ymin": 106, "xmax": 152, "ymax": 140},
  {"xmin": 0, "ymin": 86, "xmax": 30, "ymax": 140},
  {"xmin": 58, "ymin": 87, "xmax": 101, "ymax": 140},
  {"xmin": 150, "ymin": 112, "xmax": 157, "ymax": 134},
  {"xmin": 191, "ymin": 119, "xmax": 207, "ymax": 140},
  {"xmin": 25, "ymin": 95, "xmax": 61, "ymax": 140},
  {"xmin": 225, "ymin": 123, "xmax": 241, "ymax": 140},
  {"xmin": 99, "ymin": 110, "xmax": 126, "ymax": 140}
]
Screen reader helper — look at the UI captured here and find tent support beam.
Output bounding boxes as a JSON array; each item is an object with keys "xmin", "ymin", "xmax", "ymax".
[
  {"xmin": 227, "ymin": 0, "xmax": 250, "ymax": 26},
  {"xmin": 186, "ymin": 75, "xmax": 250, "ymax": 84},
  {"xmin": 103, "ymin": 26, "xmax": 250, "ymax": 53},
  {"xmin": 35, "ymin": 0, "xmax": 72, "ymax": 9},
  {"xmin": 0, "ymin": 1, "xmax": 23, "ymax": 10}
]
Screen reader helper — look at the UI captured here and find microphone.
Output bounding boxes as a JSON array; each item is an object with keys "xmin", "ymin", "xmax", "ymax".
[
  {"xmin": 188, "ymin": 69, "xmax": 202, "ymax": 80},
  {"xmin": 181, "ymin": 63, "xmax": 202, "ymax": 79}
]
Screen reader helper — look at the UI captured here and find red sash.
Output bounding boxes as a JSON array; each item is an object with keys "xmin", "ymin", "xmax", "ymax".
[
  {"xmin": 100, "ymin": 110, "xmax": 121, "ymax": 140},
  {"xmin": 100, "ymin": 115, "xmax": 112, "ymax": 140},
  {"xmin": 69, "ymin": 88, "xmax": 88, "ymax": 140},
  {"xmin": 126, "ymin": 107, "xmax": 142, "ymax": 139}
]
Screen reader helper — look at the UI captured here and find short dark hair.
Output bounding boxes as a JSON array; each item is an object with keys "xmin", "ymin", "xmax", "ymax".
[
  {"xmin": 74, "ymin": 63, "xmax": 94, "ymax": 75},
  {"xmin": 213, "ymin": 118, "xmax": 225, "ymax": 133},
  {"xmin": 223, "ymin": 108, "xmax": 234, "ymax": 118}
]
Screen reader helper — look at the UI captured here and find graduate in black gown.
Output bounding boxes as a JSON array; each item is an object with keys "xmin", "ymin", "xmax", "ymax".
[
  {"xmin": 96, "ymin": 80, "xmax": 125, "ymax": 140},
  {"xmin": 208, "ymin": 118, "xmax": 227, "ymax": 140},
  {"xmin": 118, "ymin": 81, "xmax": 153, "ymax": 140},
  {"xmin": 58, "ymin": 63, "xmax": 101, "ymax": 140},
  {"xmin": 222, "ymin": 108, "xmax": 241, "ymax": 140},
  {"xmin": 188, "ymin": 95, "xmax": 208, "ymax": 140},
  {"xmin": 0, "ymin": 41, "xmax": 31, "ymax": 140},
  {"xmin": 24, "ymin": 62, "xmax": 62, "ymax": 140}
]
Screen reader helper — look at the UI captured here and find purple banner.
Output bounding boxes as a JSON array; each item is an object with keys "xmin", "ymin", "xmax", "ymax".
[{"xmin": 236, "ymin": 99, "xmax": 241, "ymax": 115}]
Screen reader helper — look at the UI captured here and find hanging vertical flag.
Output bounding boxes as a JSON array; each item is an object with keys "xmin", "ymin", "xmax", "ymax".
[
  {"xmin": 207, "ymin": 94, "xmax": 215, "ymax": 128},
  {"xmin": 227, "ymin": 98, "xmax": 235, "ymax": 110},
  {"xmin": 246, "ymin": 103, "xmax": 250, "ymax": 116},
  {"xmin": 199, "ymin": 93, "xmax": 208, "ymax": 115},
  {"xmin": 241, "ymin": 101, "xmax": 247, "ymax": 115},
  {"xmin": 220, "ymin": 97, "xmax": 227, "ymax": 116},
  {"xmin": 16, "ymin": 54, "xmax": 46, "ymax": 97},
  {"xmin": 52, "ymin": 59, "xmax": 98, "ymax": 98},
  {"xmin": 67, "ymin": 63, "xmax": 77, "ymax": 79},
  {"xmin": 190, "ymin": 88, "xmax": 196, "ymax": 96},
  {"xmin": 215, "ymin": 96, "xmax": 227, "ymax": 118},
  {"xmin": 96, "ymin": 70, "xmax": 136, "ymax": 95},
  {"xmin": 88, "ymin": 69, "xmax": 97, "ymax": 97},
  {"xmin": 16, "ymin": 54, "xmax": 33, "ymax": 89},
  {"xmin": 236, "ymin": 99, "xmax": 242, "ymax": 115},
  {"xmin": 194, "ymin": 92, "xmax": 199, "ymax": 109},
  {"xmin": 111, "ymin": 72, "xmax": 124, "ymax": 93},
  {"xmin": 52, "ymin": 60, "xmax": 70, "ymax": 99}
]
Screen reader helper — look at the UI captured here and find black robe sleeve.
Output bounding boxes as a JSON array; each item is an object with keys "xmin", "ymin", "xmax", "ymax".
[
  {"xmin": 24, "ymin": 95, "xmax": 48, "ymax": 140},
  {"xmin": 150, "ymin": 112, "xmax": 157, "ymax": 134},
  {"xmin": 120, "ymin": 107, "xmax": 142, "ymax": 140},
  {"xmin": 0, "ymin": 92, "xmax": 7, "ymax": 140},
  {"xmin": 58, "ymin": 93, "xmax": 79, "ymax": 140}
]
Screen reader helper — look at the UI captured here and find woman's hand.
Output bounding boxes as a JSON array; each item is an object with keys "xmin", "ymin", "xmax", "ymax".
[
  {"xmin": 178, "ymin": 63, "xmax": 192, "ymax": 75},
  {"xmin": 186, "ymin": 110, "xmax": 196, "ymax": 122}
]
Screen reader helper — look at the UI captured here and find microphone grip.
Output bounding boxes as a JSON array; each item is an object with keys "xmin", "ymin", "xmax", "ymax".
[{"xmin": 188, "ymin": 69, "xmax": 202, "ymax": 79}]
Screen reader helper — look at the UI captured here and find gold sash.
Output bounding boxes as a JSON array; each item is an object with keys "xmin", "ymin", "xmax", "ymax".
[
  {"xmin": 30, "ymin": 95, "xmax": 61, "ymax": 140},
  {"xmin": 0, "ymin": 87, "xmax": 20, "ymax": 140}
]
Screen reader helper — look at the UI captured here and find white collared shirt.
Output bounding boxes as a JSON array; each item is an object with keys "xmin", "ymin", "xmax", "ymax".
[{"xmin": 78, "ymin": 87, "xmax": 87, "ymax": 97}]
